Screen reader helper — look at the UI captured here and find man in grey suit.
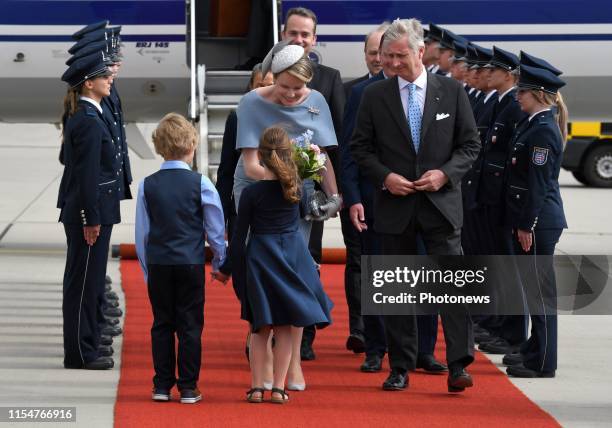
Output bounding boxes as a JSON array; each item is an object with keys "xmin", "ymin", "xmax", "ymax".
[{"xmin": 350, "ymin": 19, "xmax": 480, "ymax": 393}]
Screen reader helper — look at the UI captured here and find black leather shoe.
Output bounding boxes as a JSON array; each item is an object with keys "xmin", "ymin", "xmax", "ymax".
[
  {"xmin": 382, "ymin": 370, "xmax": 408, "ymax": 391},
  {"xmin": 64, "ymin": 357, "xmax": 113, "ymax": 370},
  {"xmin": 479, "ymin": 338, "xmax": 519, "ymax": 355},
  {"xmin": 106, "ymin": 291, "xmax": 118, "ymax": 301},
  {"xmin": 360, "ymin": 354, "xmax": 383, "ymax": 373},
  {"xmin": 102, "ymin": 325, "xmax": 122, "ymax": 337},
  {"xmin": 300, "ymin": 342, "xmax": 315, "ymax": 361},
  {"xmin": 100, "ymin": 335, "xmax": 113, "ymax": 346},
  {"xmin": 98, "ymin": 346, "xmax": 114, "ymax": 357},
  {"xmin": 85, "ymin": 357, "xmax": 114, "ymax": 370},
  {"xmin": 346, "ymin": 333, "xmax": 366, "ymax": 354},
  {"xmin": 416, "ymin": 355, "xmax": 448, "ymax": 373},
  {"xmin": 447, "ymin": 367, "xmax": 473, "ymax": 392},
  {"xmin": 106, "ymin": 317, "xmax": 120, "ymax": 326},
  {"xmin": 475, "ymin": 331, "xmax": 497, "ymax": 344},
  {"xmin": 106, "ymin": 299, "xmax": 119, "ymax": 308},
  {"xmin": 105, "ymin": 275, "xmax": 112, "ymax": 285},
  {"xmin": 506, "ymin": 363, "xmax": 555, "ymax": 378},
  {"xmin": 502, "ymin": 352, "xmax": 523, "ymax": 366},
  {"xmin": 104, "ymin": 307, "xmax": 123, "ymax": 318}
]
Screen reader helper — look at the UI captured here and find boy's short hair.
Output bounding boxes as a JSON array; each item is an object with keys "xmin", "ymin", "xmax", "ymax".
[{"xmin": 152, "ymin": 113, "xmax": 198, "ymax": 159}]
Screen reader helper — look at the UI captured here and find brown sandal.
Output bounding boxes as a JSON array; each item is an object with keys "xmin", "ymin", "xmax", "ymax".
[
  {"xmin": 270, "ymin": 387, "xmax": 289, "ymax": 404},
  {"xmin": 246, "ymin": 387, "xmax": 264, "ymax": 403}
]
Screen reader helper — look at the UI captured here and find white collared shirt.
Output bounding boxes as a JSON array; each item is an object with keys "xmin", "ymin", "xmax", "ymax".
[
  {"xmin": 498, "ymin": 86, "xmax": 516, "ymax": 102},
  {"xmin": 528, "ymin": 108, "xmax": 551, "ymax": 122},
  {"xmin": 483, "ymin": 89, "xmax": 497, "ymax": 104},
  {"xmin": 79, "ymin": 96, "xmax": 103, "ymax": 114},
  {"xmin": 398, "ymin": 67, "xmax": 427, "ymax": 119}
]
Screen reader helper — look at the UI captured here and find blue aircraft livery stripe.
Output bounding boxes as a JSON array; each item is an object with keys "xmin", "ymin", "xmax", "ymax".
[
  {"xmin": 282, "ymin": 0, "xmax": 612, "ymax": 25},
  {"xmin": 0, "ymin": 35, "xmax": 185, "ymax": 42},
  {"xmin": 0, "ymin": 0, "xmax": 184, "ymax": 25}
]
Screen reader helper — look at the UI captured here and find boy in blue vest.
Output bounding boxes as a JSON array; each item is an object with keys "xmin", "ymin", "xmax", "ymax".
[{"xmin": 135, "ymin": 113, "xmax": 226, "ymax": 404}]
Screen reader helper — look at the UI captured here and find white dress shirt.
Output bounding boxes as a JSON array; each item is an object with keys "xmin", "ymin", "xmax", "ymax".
[
  {"xmin": 398, "ymin": 67, "xmax": 428, "ymax": 120},
  {"xmin": 79, "ymin": 96, "xmax": 103, "ymax": 114}
]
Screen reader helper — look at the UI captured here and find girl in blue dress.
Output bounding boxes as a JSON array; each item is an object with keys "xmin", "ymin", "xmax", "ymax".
[{"xmin": 215, "ymin": 126, "xmax": 332, "ymax": 404}]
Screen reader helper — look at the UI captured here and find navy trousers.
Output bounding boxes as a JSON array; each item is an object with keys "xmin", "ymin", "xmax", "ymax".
[
  {"xmin": 512, "ymin": 228, "xmax": 561, "ymax": 373},
  {"xmin": 62, "ymin": 224, "xmax": 112, "ymax": 367}
]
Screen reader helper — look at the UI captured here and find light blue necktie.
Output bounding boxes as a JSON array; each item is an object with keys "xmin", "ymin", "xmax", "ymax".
[{"xmin": 407, "ymin": 83, "xmax": 422, "ymax": 152}]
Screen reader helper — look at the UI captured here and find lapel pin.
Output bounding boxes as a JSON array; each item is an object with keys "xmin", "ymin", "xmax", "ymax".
[{"xmin": 308, "ymin": 106, "xmax": 320, "ymax": 115}]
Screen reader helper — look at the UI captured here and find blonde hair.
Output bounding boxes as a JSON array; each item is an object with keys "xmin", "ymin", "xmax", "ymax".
[
  {"xmin": 152, "ymin": 113, "xmax": 199, "ymax": 159},
  {"xmin": 274, "ymin": 55, "xmax": 313, "ymax": 83},
  {"xmin": 531, "ymin": 90, "xmax": 569, "ymax": 143},
  {"xmin": 259, "ymin": 127, "xmax": 301, "ymax": 204}
]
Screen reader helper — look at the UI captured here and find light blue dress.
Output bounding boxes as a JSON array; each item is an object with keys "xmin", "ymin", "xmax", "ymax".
[{"xmin": 233, "ymin": 88, "xmax": 338, "ymax": 242}]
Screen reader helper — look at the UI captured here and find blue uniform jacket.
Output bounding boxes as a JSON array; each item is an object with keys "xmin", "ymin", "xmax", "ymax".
[
  {"xmin": 340, "ymin": 72, "xmax": 385, "ymax": 217},
  {"xmin": 102, "ymin": 84, "xmax": 133, "ymax": 199},
  {"xmin": 478, "ymin": 88, "xmax": 527, "ymax": 206},
  {"xmin": 57, "ymin": 100, "xmax": 122, "ymax": 226},
  {"xmin": 504, "ymin": 110, "xmax": 567, "ymax": 231},
  {"xmin": 462, "ymin": 91, "xmax": 498, "ymax": 209}
]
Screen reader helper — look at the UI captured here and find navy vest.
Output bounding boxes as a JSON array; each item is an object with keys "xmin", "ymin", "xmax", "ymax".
[{"xmin": 144, "ymin": 169, "xmax": 205, "ymax": 265}]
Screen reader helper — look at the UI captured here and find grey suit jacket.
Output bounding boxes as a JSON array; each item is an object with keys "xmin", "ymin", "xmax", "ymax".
[{"xmin": 350, "ymin": 73, "xmax": 480, "ymax": 233}]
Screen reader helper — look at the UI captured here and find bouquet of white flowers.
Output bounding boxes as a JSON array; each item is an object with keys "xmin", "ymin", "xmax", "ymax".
[{"xmin": 291, "ymin": 129, "xmax": 327, "ymax": 182}]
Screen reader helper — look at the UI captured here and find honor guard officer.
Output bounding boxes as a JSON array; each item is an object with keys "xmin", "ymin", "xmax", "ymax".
[
  {"xmin": 425, "ymin": 23, "xmax": 444, "ymax": 73},
  {"xmin": 422, "ymin": 26, "xmax": 440, "ymax": 72},
  {"xmin": 503, "ymin": 64, "xmax": 568, "ymax": 378},
  {"xmin": 58, "ymin": 51, "xmax": 121, "ymax": 369},
  {"xmin": 461, "ymin": 46, "xmax": 497, "ymax": 256},
  {"xmin": 450, "ymin": 41, "xmax": 469, "ymax": 83},
  {"xmin": 67, "ymin": 27, "xmax": 125, "ymax": 334},
  {"xmin": 475, "ymin": 47, "xmax": 529, "ymax": 354}
]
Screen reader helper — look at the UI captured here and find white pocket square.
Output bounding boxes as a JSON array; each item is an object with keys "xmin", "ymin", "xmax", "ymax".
[{"xmin": 436, "ymin": 113, "xmax": 450, "ymax": 121}]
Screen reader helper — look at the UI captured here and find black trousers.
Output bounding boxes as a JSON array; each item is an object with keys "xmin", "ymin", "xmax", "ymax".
[
  {"xmin": 360, "ymin": 212, "xmax": 387, "ymax": 357},
  {"xmin": 481, "ymin": 205, "xmax": 527, "ymax": 344},
  {"xmin": 62, "ymin": 224, "xmax": 112, "ymax": 367},
  {"xmin": 379, "ymin": 196, "xmax": 474, "ymax": 372},
  {"xmin": 147, "ymin": 264, "xmax": 205, "ymax": 390},
  {"xmin": 340, "ymin": 208, "xmax": 365, "ymax": 336}
]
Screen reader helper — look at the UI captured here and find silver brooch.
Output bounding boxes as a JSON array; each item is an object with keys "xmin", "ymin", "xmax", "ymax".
[{"xmin": 308, "ymin": 106, "xmax": 320, "ymax": 116}]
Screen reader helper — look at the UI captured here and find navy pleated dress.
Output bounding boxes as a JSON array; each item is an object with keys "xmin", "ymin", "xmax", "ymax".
[{"xmin": 220, "ymin": 180, "xmax": 332, "ymax": 332}]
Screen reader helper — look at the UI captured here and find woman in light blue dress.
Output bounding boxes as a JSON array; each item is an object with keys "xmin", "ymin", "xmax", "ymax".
[{"xmin": 232, "ymin": 42, "xmax": 340, "ymax": 390}]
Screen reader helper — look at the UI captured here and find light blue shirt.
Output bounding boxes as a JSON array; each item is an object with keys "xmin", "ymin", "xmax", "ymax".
[
  {"xmin": 135, "ymin": 160, "xmax": 226, "ymax": 281},
  {"xmin": 398, "ymin": 68, "xmax": 427, "ymax": 119}
]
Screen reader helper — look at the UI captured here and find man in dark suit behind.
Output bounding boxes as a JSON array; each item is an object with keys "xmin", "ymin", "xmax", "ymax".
[
  {"xmin": 281, "ymin": 6, "xmax": 345, "ymax": 361},
  {"xmin": 337, "ymin": 22, "xmax": 389, "ymax": 356},
  {"xmin": 350, "ymin": 18, "xmax": 480, "ymax": 393}
]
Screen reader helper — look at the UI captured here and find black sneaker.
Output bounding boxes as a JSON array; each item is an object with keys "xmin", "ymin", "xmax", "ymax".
[
  {"xmin": 152, "ymin": 388, "xmax": 171, "ymax": 402},
  {"xmin": 100, "ymin": 335, "xmax": 113, "ymax": 346},
  {"xmin": 102, "ymin": 325, "xmax": 122, "ymax": 337},
  {"xmin": 180, "ymin": 388, "xmax": 202, "ymax": 404}
]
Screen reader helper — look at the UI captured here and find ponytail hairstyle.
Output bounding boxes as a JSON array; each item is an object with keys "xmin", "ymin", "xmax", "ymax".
[
  {"xmin": 258, "ymin": 126, "xmax": 301, "ymax": 204},
  {"xmin": 554, "ymin": 91, "xmax": 569, "ymax": 144},
  {"xmin": 532, "ymin": 89, "xmax": 569, "ymax": 145},
  {"xmin": 60, "ymin": 85, "xmax": 82, "ymax": 142}
]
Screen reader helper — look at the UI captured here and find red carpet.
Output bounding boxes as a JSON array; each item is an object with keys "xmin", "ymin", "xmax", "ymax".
[{"xmin": 115, "ymin": 261, "xmax": 559, "ymax": 427}]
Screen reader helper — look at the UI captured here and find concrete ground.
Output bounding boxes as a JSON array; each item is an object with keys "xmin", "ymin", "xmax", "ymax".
[{"xmin": 0, "ymin": 123, "xmax": 611, "ymax": 427}]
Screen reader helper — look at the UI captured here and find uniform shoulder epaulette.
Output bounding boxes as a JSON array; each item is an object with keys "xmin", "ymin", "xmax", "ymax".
[{"xmin": 84, "ymin": 105, "xmax": 98, "ymax": 117}]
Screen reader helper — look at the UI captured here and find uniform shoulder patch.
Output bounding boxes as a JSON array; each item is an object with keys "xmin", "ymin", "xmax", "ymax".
[{"xmin": 532, "ymin": 147, "xmax": 549, "ymax": 165}]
